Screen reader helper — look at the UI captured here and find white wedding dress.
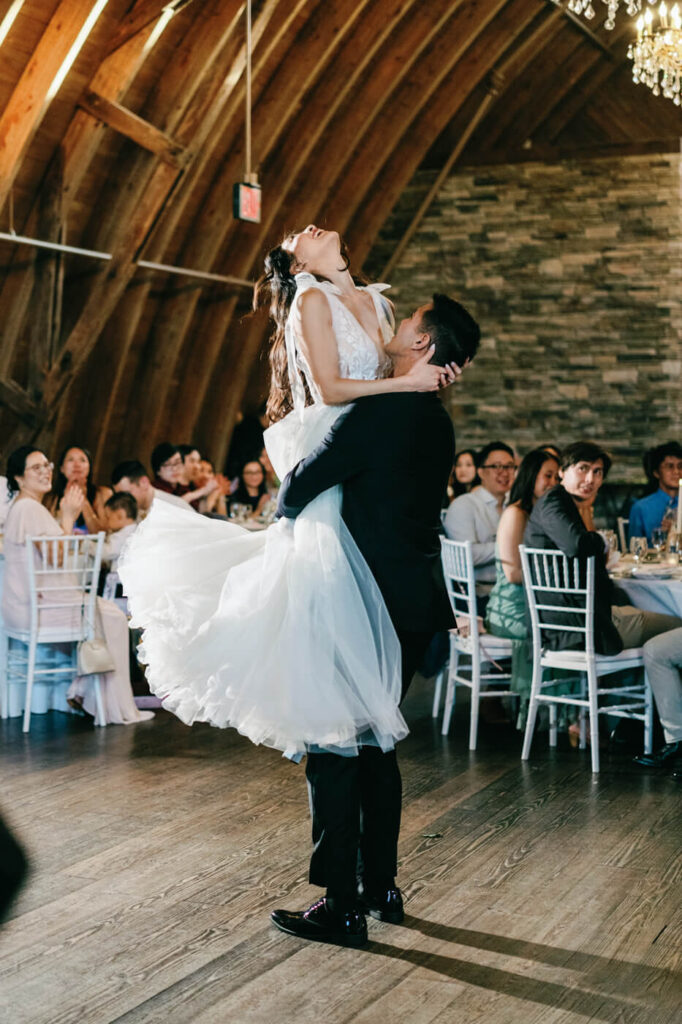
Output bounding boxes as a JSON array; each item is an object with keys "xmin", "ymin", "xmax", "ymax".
[{"xmin": 118, "ymin": 272, "xmax": 408, "ymax": 758}]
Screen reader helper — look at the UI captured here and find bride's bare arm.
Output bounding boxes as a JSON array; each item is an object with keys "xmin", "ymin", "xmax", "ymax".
[{"xmin": 297, "ymin": 290, "xmax": 451, "ymax": 404}]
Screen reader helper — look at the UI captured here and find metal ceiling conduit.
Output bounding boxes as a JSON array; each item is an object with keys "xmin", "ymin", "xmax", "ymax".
[{"xmin": 0, "ymin": 232, "xmax": 253, "ymax": 290}]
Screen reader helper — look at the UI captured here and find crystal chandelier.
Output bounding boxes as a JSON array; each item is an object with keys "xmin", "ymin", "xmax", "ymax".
[
  {"xmin": 566, "ymin": 0, "xmax": 642, "ymax": 31},
  {"xmin": 628, "ymin": 4, "xmax": 682, "ymax": 103}
]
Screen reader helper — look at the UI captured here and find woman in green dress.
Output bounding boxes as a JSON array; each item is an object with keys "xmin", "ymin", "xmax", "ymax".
[{"xmin": 485, "ymin": 448, "xmax": 560, "ymax": 728}]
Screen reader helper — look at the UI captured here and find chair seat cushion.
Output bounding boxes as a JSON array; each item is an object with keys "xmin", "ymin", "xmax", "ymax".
[
  {"xmin": 542, "ymin": 646, "xmax": 643, "ymax": 668},
  {"xmin": 451, "ymin": 630, "xmax": 514, "ymax": 655}
]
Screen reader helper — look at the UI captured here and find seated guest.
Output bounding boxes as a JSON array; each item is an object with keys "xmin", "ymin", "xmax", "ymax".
[
  {"xmin": 46, "ymin": 445, "xmax": 111, "ymax": 533},
  {"xmin": 444, "ymin": 441, "xmax": 516, "ymax": 601},
  {"xmin": 447, "ymin": 448, "xmax": 479, "ymax": 502},
  {"xmin": 634, "ymin": 627, "xmax": 682, "ymax": 777},
  {"xmin": 195, "ymin": 459, "xmax": 229, "ymax": 517},
  {"xmin": 101, "ymin": 492, "xmax": 138, "ymax": 571},
  {"xmin": 525, "ymin": 441, "xmax": 681, "ymax": 654},
  {"xmin": 3, "ymin": 447, "xmax": 153, "ymax": 725},
  {"xmin": 176, "ymin": 444, "xmax": 202, "ymax": 490},
  {"xmin": 111, "ymin": 460, "xmax": 192, "ymax": 518},
  {"xmin": 485, "ymin": 448, "xmax": 560, "ymax": 724},
  {"xmin": 229, "ymin": 460, "xmax": 270, "ymax": 518},
  {"xmin": 150, "ymin": 442, "xmax": 183, "ymax": 495},
  {"xmin": 174, "ymin": 443, "xmax": 220, "ymax": 508},
  {"xmin": 629, "ymin": 441, "xmax": 682, "ymax": 544}
]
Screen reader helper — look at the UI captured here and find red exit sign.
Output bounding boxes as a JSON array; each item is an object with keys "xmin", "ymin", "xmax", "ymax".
[{"xmin": 233, "ymin": 182, "xmax": 261, "ymax": 223}]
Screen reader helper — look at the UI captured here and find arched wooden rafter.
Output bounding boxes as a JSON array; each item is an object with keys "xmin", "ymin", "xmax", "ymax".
[{"xmin": 1, "ymin": 0, "xmax": 681, "ymax": 475}]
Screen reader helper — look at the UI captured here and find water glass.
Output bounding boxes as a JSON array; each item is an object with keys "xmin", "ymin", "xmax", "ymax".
[
  {"xmin": 629, "ymin": 536, "xmax": 647, "ymax": 562},
  {"xmin": 666, "ymin": 530, "xmax": 680, "ymax": 565},
  {"xmin": 651, "ymin": 527, "xmax": 666, "ymax": 554},
  {"xmin": 230, "ymin": 503, "xmax": 249, "ymax": 523}
]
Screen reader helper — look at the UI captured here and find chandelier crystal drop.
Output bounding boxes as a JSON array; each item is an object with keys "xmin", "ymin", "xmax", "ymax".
[
  {"xmin": 566, "ymin": 0, "xmax": 643, "ymax": 31},
  {"xmin": 628, "ymin": 3, "xmax": 682, "ymax": 104}
]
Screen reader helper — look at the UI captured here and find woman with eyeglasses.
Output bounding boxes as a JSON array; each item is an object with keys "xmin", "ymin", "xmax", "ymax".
[
  {"xmin": 45, "ymin": 445, "xmax": 112, "ymax": 534},
  {"xmin": 2, "ymin": 446, "xmax": 153, "ymax": 726}
]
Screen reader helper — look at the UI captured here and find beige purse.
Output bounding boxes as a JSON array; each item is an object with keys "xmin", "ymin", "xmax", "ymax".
[{"xmin": 77, "ymin": 636, "xmax": 115, "ymax": 675}]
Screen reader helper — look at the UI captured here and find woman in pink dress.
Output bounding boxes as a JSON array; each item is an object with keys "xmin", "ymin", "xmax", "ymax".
[{"xmin": 3, "ymin": 446, "xmax": 153, "ymax": 725}]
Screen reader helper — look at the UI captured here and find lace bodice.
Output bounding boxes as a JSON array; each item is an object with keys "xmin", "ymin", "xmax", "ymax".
[{"xmin": 285, "ymin": 272, "xmax": 394, "ymax": 409}]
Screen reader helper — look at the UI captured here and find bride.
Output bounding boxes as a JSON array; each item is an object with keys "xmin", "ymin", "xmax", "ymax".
[{"xmin": 119, "ymin": 225, "xmax": 456, "ymax": 758}]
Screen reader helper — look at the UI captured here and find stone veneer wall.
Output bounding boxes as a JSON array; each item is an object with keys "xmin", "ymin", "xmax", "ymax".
[{"xmin": 368, "ymin": 153, "xmax": 682, "ymax": 482}]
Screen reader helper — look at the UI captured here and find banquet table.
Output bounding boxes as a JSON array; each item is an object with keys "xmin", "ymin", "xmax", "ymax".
[{"xmin": 612, "ymin": 560, "xmax": 682, "ymax": 619}]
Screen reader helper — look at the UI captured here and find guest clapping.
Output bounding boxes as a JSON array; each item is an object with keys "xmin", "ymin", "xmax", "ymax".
[
  {"xmin": 45, "ymin": 445, "xmax": 111, "ymax": 534},
  {"xmin": 3, "ymin": 448, "xmax": 152, "ymax": 725},
  {"xmin": 195, "ymin": 459, "xmax": 230, "ymax": 517}
]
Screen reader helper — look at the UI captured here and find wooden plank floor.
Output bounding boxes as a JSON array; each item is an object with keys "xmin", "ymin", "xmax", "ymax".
[{"xmin": 1, "ymin": 677, "xmax": 681, "ymax": 1024}]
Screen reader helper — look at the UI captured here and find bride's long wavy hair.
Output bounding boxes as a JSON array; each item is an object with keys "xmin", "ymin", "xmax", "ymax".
[{"xmin": 253, "ymin": 234, "xmax": 359, "ymax": 423}]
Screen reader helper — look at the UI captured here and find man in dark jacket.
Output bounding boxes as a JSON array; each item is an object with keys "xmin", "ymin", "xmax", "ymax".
[
  {"xmin": 271, "ymin": 293, "xmax": 479, "ymax": 948},
  {"xmin": 525, "ymin": 441, "xmax": 681, "ymax": 654}
]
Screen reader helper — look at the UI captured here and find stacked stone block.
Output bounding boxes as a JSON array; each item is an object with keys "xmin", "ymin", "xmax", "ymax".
[{"xmin": 367, "ymin": 154, "xmax": 682, "ymax": 482}]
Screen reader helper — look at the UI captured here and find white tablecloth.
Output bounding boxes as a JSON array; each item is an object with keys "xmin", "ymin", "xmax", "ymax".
[{"xmin": 615, "ymin": 576, "xmax": 682, "ymax": 619}]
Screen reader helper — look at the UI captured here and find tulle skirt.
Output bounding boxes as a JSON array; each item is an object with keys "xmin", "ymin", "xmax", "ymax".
[{"xmin": 118, "ymin": 403, "xmax": 407, "ymax": 758}]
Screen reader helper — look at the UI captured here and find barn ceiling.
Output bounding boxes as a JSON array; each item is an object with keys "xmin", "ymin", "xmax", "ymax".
[{"xmin": 0, "ymin": 0, "xmax": 680, "ymax": 475}]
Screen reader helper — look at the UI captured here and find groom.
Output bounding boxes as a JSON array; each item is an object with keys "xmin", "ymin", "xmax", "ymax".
[{"xmin": 272, "ymin": 293, "xmax": 480, "ymax": 947}]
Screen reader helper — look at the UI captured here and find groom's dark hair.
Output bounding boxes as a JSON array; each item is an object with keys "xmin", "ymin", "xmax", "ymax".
[{"xmin": 420, "ymin": 293, "xmax": 480, "ymax": 367}]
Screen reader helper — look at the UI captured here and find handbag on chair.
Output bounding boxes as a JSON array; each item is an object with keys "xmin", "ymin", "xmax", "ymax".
[{"xmin": 77, "ymin": 636, "xmax": 115, "ymax": 675}]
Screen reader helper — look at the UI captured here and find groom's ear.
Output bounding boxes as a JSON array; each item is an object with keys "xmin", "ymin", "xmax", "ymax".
[{"xmin": 413, "ymin": 329, "xmax": 431, "ymax": 353}]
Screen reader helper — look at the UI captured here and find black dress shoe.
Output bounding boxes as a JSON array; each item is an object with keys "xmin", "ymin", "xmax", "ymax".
[
  {"xmin": 633, "ymin": 741, "xmax": 682, "ymax": 768},
  {"xmin": 271, "ymin": 897, "xmax": 368, "ymax": 948},
  {"xmin": 360, "ymin": 887, "xmax": 404, "ymax": 924}
]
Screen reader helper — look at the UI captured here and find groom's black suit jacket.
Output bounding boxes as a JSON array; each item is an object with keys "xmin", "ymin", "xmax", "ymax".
[{"xmin": 277, "ymin": 392, "xmax": 456, "ymax": 634}]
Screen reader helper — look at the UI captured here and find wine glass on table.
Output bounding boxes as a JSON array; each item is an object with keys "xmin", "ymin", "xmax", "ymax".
[
  {"xmin": 651, "ymin": 527, "xmax": 666, "ymax": 556},
  {"xmin": 629, "ymin": 536, "xmax": 647, "ymax": 563}
]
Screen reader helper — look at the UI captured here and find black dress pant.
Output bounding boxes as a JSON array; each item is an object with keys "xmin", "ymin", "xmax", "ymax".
[{"xmin": 305, "ymin": 629, "xmax": 432, "ymax": 907}]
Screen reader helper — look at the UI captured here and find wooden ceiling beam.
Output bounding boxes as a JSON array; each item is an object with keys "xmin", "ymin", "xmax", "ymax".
[
  {"xmin": 85, "ymin": 0, "xmax": 249, "ymax": 471},
  {"xmin": 42, "ymin": 0, "xmax": 271, "ymax": 413},
  {"xmin": 342, "ymin": 0, "xmax": 548, "ymax": 266},
  {"xmin": 0, "ymin": 6, "xmax": 172, "ymax": 377},
  {"xmin": 471, "ymin": 27, "xmax": 584, "ymax": 151},
  {"xmin": 0, "ymin": 0, "xmax": 110, "ymax": 217},
  {"xmin": 106, "ymin": 0, "xmax": 196, "ymax": 55},
  {"xmin": 77, "ymin": 89, "xmax": 187, "ymax": 166}
]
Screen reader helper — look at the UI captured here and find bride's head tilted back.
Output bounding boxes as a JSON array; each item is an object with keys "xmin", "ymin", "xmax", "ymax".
[{"xmin": 253, "ymin": 225, "xmax": 353, "ymax": 423}]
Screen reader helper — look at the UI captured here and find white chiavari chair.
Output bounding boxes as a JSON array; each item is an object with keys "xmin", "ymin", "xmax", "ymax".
[
  {"xmin": 437, "ymin": 539, "xmax": 516, "ymax": 749},
  {"xmin": 2, "ymin": 533, "xmax": 106, "ymax": 733},
  {"xmin": 520, "ymin": 545, "xmax": 652, "ymax": 773}
]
